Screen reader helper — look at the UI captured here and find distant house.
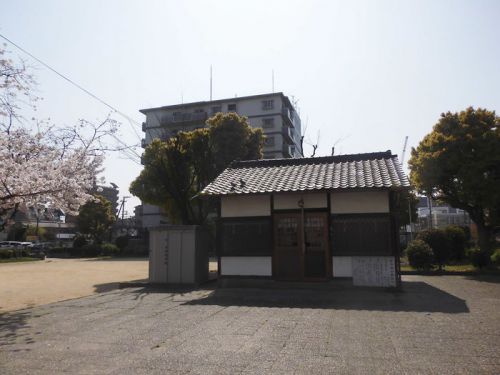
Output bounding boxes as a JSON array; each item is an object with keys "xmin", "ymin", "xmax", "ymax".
[
  {"xmin": 201, "ymin": 151, "xmax": 409, "ymax": 287},
  {"xmin": 416, "ymin": 196, "xmax": 471, "ymax": 230}
]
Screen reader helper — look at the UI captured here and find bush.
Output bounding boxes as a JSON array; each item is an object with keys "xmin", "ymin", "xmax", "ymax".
[
  {"xmin": 0, "ymin": 249, "xmax": 14, "ymax": 259},
  {"xmin": 80, "ymin": 244, "xmax": 100, "ymax": 257},
  {"xmin": 406, "ymin": 240, "xmax": 434, "ymax": 271},
  {"xmin": 469, "ymin": 248, "xmax": 491, "ymax": 269},
  {"xmin": 73, "ymin": 235, "xmax": 88, "ymax": 249},
  {"xmin": 490, "ymin": 248, "xmax": 500, "ymax": 266},
  {"xmin": 444, "ymin": 225, "xmax": 467, "ymax": 260},
  {"xmin": 101, "ymin": 243, "xmax": 120, "ymax": 256},
  {"xmin": 115, "ymin": 236, "xmax": 129, "ymax": 251},
  {"xmin": 416, "ymin": 229, "xmax": 451, "ymax": 270},
  {"xmin": 47, "ymin": 247, "xmax": 70, "ymax": 258}
]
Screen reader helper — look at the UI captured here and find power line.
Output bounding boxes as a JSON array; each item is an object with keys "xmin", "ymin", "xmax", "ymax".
[{"xmin": 0, "ymin": 33, "xmax": 143, "ymax": 142}]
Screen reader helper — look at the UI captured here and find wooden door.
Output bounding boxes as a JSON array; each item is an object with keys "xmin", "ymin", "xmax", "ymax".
[
  {"xmin": 304, "ymin": 212, "xmax": 329, "ymax": 280},
  {"xmin": 274, "ymin": 213, "xmax": 302, "ymax": 280}
]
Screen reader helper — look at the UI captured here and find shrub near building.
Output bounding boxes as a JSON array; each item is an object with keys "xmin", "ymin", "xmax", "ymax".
[
  {"xmin": 444, "ymin": 225, "xmax": 467, "ymax": 261},
  {"xmin": 406, "ymin": 240, "xmax": 434, "ymax": 271},
  {"xmin": 416, "ymin": 229, "xmax": 450, "ymax": 270}
]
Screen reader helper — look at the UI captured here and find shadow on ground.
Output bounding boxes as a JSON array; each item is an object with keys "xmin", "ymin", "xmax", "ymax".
[
  {"xmin": 0, "ymin": 310, "xmax": 35, "ymax": 351},
  {"xmin": 124, "ymin": 280, "xmax": 469, "ymax": 313},
  {"xmin": 82, "ymin": 257, "xmax": 148, "ymax": 262},
  {"xmin": 93, "ymin": 279, "xmax": 148, "ymax": 293},
  {"xmin": 464, "ymin": 274, "xmax": 500, "ymax": 284}
]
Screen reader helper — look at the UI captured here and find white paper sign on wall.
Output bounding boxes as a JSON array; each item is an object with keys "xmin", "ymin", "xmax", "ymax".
[{"xmin": 352, "ymin": 256, "xmax": 396, "ymax": 287}]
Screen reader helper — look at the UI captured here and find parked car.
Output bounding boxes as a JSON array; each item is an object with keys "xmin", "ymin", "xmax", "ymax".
[{"xmin": 0, "ymin": 241, "xmax": 27, "ymax": 248}]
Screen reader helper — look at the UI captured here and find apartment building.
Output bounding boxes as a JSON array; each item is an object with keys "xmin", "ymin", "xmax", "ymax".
[
  {"xmin": 138, "ymin": 92, "xmax": 303, "ymax": 228},
  {"xmin": 416, "ymin": 196, "xmax": 472, "ymax": 230},
  {"xmin": 140, "ymin": 92, "xmax": 302, "ymax": 159}
]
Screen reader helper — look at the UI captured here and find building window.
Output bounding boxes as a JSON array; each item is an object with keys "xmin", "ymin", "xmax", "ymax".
[
  {"xmin": 194, "ymin": 108, "xmax": 204, "ymax": 113},
  {"xmin": 264, "ymin": 136, "xmax": 275, "ymax": 146},
  {"xmin": 227, "ymin": 103, "xmax": 237, "ymax": 111},
  {"xmin": 262, "ymin": 100, "xmax": 274, "ymax": 110},
  {"xmin": 262, "ymin": 118, "xmax": 274, "ymax": 128},
  {"xmin": 211, "ymin": 105, "xmax": 222, "ymax": 115}
]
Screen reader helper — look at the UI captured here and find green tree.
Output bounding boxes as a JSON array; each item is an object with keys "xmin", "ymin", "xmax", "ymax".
[
  {"xmin": 76, "ymin": 195, "xmax": 116, "ymax": 244},
  {"xmin": 416, "ymin": 229, "xmax": 451, "ymax": 270},
  {"xmin": 409, "ymin": 107, "xmax": 500, "ymax": 253},
  {"xmin": 392, "ymin": 190, "xmax": 419, "ymax": 226},
  {"xmin": 130, "ymin": 113, "xmax": 264, "ymax": 225}
]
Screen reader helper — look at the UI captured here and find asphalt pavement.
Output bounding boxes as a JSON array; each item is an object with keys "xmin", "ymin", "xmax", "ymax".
[{"xmin": 1, "ymin": 275, "xmax": 499, "ymax": 374}]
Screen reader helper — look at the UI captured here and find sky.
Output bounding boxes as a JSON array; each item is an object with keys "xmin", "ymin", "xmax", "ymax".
[{"xmin": 1, "ymin": 0, "xmax": 499, "ymax": 214}]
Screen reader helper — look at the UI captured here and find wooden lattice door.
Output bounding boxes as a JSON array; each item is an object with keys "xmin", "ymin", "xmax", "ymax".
[{"xmin": 273, "ymin": 213, "xmax": 302, "ymax": 280}]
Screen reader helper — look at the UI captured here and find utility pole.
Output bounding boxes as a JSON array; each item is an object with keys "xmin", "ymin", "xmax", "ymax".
[
  {"xmin": 428, "ymin": 195, "xmax": 433, "ymax": 229},
  {"xmin": 210, "ymin": 65, "xmax": 213, "ymax": 101},
  {"xmin": 116, "ymin": 196, "xmax": 130, "ymax": 235},
  {"xmin": 400, "ymin": 135, "xmax": 408, "ymax": 164}
]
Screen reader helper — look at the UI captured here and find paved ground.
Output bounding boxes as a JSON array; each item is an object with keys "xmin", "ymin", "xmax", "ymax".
[
  {"xmin": 0, "ymin": 258, "xmax": 148, "ymax": 313},
  {"xmin": 1, "ymin": 275, "xmax": 499, "ymax": 374}
]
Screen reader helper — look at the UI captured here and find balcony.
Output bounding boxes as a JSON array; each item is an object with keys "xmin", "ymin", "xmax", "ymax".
[
  {"xmin": 141, "ymin": 138, "xmax": 147, "ymax": 148},
  {"xmin": 282, "ymin": 144, "xmax": 295, "ymax": 158},
  {"xmin": 141, "ymin": 122, "xmax": 147, "ymax": 132},
  {"xmin": 160, "ymin": 111, "xmax": 208, "ymax": 126},
  {"xmin": 281, "ymin": 107, "xmax": 295, "ymax": 128},
  {"xmin": 282, "ymin": 127, "xmax": 294, "ymax": 144}
]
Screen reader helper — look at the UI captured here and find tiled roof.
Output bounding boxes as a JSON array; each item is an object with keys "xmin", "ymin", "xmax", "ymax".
[{"xmin": 201, "ymin": 151, "xmax": 410, "ymax": 196}]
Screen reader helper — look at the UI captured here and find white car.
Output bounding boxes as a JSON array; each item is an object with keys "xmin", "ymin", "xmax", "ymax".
[{"xmin": 0, "ymin": 241, "xmax": 33, "ymax": 248}]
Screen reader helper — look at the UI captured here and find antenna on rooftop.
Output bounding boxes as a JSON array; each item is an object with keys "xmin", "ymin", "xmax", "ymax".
[
  {"xmin": 210, "ymin": 65, "xmax": 213, "ymax": 101},
  {"xmin": 401, "ymin": 135, "xmax": 409, "ymax": 164},
  {"xmin": 272, "ymin": 69, "xmax": 275, "ymax": 93}
]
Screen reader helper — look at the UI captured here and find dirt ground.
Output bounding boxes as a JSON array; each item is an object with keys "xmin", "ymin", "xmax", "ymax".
[{"xmin": 0, "ymin": 258, "xmax": 148, "ymax": 313}]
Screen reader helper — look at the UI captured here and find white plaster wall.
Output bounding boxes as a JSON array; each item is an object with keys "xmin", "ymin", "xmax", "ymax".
[
  {"xmin": 221, "ymin": 256, "xmax": 272, "ymax": 276},
  {"xmin": 221, "ymin": 195, "xmax": 271, "ymax": 217},
  {"xmin": 274, "ymin": 193, "xmax": 327, "ymax": 210},
  {"xmin": 332, "ymin": 256, "xmax": 352, "ymax": 277},
  {"xmin": 330, "ymin": 191, "xmax": 389, "ymax": 214}
]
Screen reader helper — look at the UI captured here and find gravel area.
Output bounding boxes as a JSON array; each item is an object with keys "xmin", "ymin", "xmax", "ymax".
[{"xmin": 1, "ymin": 275, "xmax": 499, "ymax": 374}]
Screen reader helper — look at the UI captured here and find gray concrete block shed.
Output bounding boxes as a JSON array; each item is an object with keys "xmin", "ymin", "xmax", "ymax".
[{"xmin": 149, "ymin": 225, "xmax": 209, "ymax": 285}]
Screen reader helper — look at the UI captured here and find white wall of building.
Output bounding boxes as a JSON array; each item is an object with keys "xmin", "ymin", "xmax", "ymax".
[
  {"xmin": 274, "ymin": 193, "xmax": 327, "ymax": 210},
  {"xmin": 220, "ymin": 256, "xmax": 272, "ymax": 276},
  {"xmin": 141, "ymin": 203, "xmax": 167, "ymax": 227},
  {"xmin": 330, "ymin": 191, "xmax": 389, "ymax": 214},
  {"xmin": 332, "ymin": 256, "xmax": 353, "ymax": 277},
  {"xmin": 221, "ymin": 195, "xmax": 271, "ymax": 217}
]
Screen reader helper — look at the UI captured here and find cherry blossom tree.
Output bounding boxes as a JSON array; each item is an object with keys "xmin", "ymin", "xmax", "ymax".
[{"xmin": 0, "ymin": 46, "xmax": 120, "ymax": 230}]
